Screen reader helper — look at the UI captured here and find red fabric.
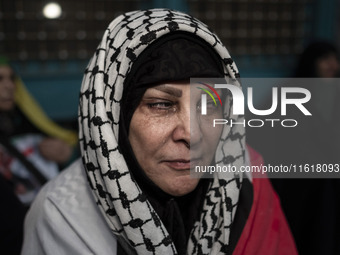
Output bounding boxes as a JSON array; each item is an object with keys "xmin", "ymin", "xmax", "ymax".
[{"xmin": 233, "ymin": 146, "xmax": 298, "ymax": 255}]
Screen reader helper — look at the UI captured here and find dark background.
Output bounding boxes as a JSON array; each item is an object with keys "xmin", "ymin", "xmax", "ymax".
[{"xmin": 1, "ymin": 0, "xmax": 338, "ymax": 121}]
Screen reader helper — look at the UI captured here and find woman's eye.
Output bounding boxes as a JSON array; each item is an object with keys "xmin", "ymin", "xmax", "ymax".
[
  {"xmin": 196, "ymin": 99, "xmax": 222, "ymax": 117},
  {"xmin": 196, "ymin": 100, "xmax": 217, "ymax": 111},
  {"xmin": 147, "ymin": 101, "xmax": 174, "ymax": 110},
  {"xmin": 206, "ymin": 100, "xmax": 216, "ymax": 108}
]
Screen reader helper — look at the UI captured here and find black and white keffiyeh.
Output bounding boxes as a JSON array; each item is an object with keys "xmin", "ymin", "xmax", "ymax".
[{"xmin": 78, "ymin": 8, "xmax": 246, "ymax": 254}]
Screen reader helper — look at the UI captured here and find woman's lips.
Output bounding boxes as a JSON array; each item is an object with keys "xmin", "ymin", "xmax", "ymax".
[
  {"xmin": 163, "ymin": 160, "xmax": 191, "ymax": 170},
  {"xmin": 163, "ymin": 158, "xmax": 202, "ymax": 170}
]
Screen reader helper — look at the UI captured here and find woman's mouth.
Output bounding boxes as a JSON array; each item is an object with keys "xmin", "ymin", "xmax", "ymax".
[
  {"xmin": 163, "ymin": 157, "xmax": 203, "ymax": 170},
  {"xmin": 163, "ymin": 159, "xmax": 191, "ymax": 170}
]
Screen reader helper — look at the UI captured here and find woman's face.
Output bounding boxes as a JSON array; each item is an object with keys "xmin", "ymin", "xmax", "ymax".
[
  {"xmin": 129, "ymin": 81, "xmax": 223, "ymax": 196},
  {"xmin": 0, "ymin": 66, "xmax": 16, "ymax": 111},
  {"xmin": 316, "ymin": 53, "xmax": 340, "ymax": 78}
]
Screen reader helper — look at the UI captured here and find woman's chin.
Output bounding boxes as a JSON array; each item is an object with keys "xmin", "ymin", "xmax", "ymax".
[{"xmin": 162, "ymin": 175, "xmax": 200, "ymax": 197}]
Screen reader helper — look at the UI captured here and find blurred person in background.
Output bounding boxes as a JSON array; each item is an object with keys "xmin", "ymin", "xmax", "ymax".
[
  {"xmin": 272, "ymin": 41, "xmax": 340, "ymax": 255},
  {"xmin": 295, "ymin": 41, "xmax": 340, "ymax": 78},
  {"xmin": 0, "ymin": 57, "xmax": 77, "ymax": 206},
  {"xmin": 248, "ymin": 41, "xmax": 340, "ymax": 255},
  {"xmin": 0, "ymin": 56, "xmax": 78, "ymax": 254}
]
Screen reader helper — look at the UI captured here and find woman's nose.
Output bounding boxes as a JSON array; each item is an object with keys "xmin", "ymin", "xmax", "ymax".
[
  {"xmin": 172, "ymin": 106, "xmax": 202, "ymax": 149},
  {"xmin": 189, "ymin": 110, "xmax": 204, "ymax": 149},
  {"xmin": 172, "ymin": 107, "xmax": 191, "ymax": 147}
]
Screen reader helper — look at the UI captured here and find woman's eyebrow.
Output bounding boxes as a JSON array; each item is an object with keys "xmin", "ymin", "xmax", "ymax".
[{"xmin": 154, "ymin": 85, "xmax": 182, "ymax": 97}]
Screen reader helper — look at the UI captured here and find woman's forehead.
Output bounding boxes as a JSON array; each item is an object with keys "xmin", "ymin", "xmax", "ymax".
[{"xmin": 148, "ymin": 81, "xmax": 220, "ymax": 92}]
